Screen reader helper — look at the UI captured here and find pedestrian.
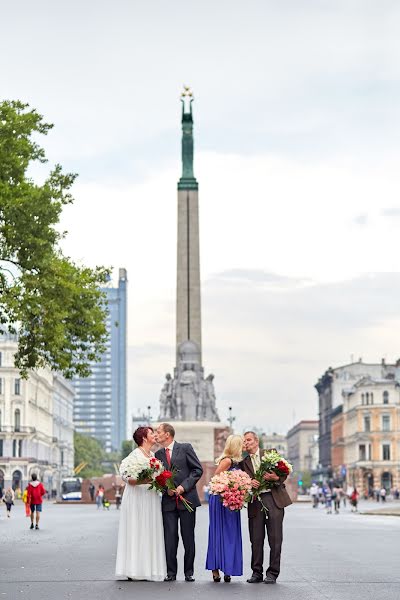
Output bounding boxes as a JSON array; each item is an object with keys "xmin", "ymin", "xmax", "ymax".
[
  {"xmin": 114, "ymin": 484, "xmax": 122, "ymax": 509},
  {"xmin": 89, "ymin": 482, "xmax": 95, "ymax": 502},
  {"xmin": 380, "ymin": 487, "xmax": 386, "ymax": 502},
  {"xmin": 240, "ymin": 431, "xmax": 292, "ymax": 585},
  {"xmin": 206, "ymin": 434, "xmax": 244, "ymax": 582},
  {"xmin": 27, "ymin": 473, "xmax": 47, "ymax": 530},
  {"xmin": 22, "ymin": 487, "xmax": 31, "ymax": 517},
  {"xmin": 102, "ymin": 496, "xmax": 110, "ymax": 510},
  {"xmin": 3, "ymin": 487, "xmax": 15, "ymax": 518},
  {"xmin": 394, "ymin": 488, "xmax": 399, "ymax": 500},
  {"xmin": 96, "ymin": 485, "xmax": 104, "ymax": 509},
  {"xmin": 374, "ymin": 488, "xmax": 380, "ymax": 502},
  {"xmin": 310, "ymin": 483, "xmax": 319, "ymax": 508},
  {"xmin": 324, "ymin": 487, "xmax": 332, "ymax": 514},
  {"xmin": 332, "ymin": 487, "xmax": 340, "ymax": 514},
  {"xmin": 350, "ymin": 488, "xmax": 359, "ymax": 512}
]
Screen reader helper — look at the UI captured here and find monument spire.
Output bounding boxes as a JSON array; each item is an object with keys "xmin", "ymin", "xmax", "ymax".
[
  {"xmin": 178, "ymin": 86, "xmax": 198, "ymax": 191},
  {"xmin": 158, "ymin": 89, "xmax": 219, "ymax": 423}
]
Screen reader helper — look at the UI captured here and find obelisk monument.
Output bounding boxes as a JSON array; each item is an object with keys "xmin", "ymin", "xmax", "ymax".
[
  {"xmin": 176, "ymin": 87, "xmax": 202, "ymax": 365},
  {"xmin": 158, "ymin": 88, "xmax": 219, "ymax": 424}
]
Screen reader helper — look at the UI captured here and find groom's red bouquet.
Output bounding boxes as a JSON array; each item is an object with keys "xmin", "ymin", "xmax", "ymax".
[{"xmin": 149, "ymin": 467, "xmax": 194, "ymax": 512}]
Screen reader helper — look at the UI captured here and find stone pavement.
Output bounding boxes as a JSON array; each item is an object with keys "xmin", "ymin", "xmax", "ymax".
[{"xmin": 1, "ymin": 500, "xmax": 400, "ymax": 600}]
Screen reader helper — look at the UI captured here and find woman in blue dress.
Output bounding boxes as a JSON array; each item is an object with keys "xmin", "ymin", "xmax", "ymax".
[{"xmin": 206, "ymin": 434, "xmax": 244, "ymax": 582}]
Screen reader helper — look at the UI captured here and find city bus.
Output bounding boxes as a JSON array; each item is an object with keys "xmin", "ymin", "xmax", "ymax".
[{"xmin": 61, "ymin": 477, "xmax": 82, "ymax": 501}]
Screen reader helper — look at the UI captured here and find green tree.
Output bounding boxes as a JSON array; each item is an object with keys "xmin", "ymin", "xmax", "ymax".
[
  {"xmin": 121, "ymin": 439, "xmax": 135, "ymax": 460},
  {"xmin": 0, "ymin": 100, "xmax": 109, "ymax": 378},
  {"xmin": 74, "ymin": 432, "xmax": 106, "ymax": 478}
]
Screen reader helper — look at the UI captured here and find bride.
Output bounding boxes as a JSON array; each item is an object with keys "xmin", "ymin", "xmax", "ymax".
[{"xmin": 115, "ymin": 426, "xmax": 166, "ymax": 581}]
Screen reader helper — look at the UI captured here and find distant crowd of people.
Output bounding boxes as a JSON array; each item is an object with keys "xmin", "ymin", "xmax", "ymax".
[{"xmin": 308, "ymin": 483, "xmax": 400, "ymax": 514}]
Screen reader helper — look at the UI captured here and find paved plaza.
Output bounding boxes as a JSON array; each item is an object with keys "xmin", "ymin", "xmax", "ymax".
[{"xmin": 1, "ymin": 500, "xmax": 400, "ymax": 600}]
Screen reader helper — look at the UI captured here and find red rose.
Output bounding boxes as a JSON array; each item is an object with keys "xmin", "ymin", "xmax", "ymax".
[
  {"xmin": 156, "ymin": 470, "xmax": 173, "ymax": 487},
  {"xmin": 276, "ymin": 461, "xmax": 289, "ymax": 475}
]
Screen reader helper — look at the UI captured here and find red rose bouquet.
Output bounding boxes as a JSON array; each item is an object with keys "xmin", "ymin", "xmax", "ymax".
[{"xmin": 149, "ymin": 466, "xmax": 193, "ymax": 512}]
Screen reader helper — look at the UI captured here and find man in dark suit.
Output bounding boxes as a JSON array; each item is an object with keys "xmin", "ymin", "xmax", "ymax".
[
  {"xmin": 155, "ymin": 422, "xmax": 203, "ymax": 582},
  {"xmin": 240, "ymin": 431, "xmax": 292, "ymax": 585}
]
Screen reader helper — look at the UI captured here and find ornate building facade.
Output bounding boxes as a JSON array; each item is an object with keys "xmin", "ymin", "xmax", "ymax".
[
  {"xmin": 343, "ymin": 376, "xmax": 400, "ymax": 492},
  {"xmin": 315, "ymin": 359, "xmax": 399, "ymax": 474},
  {"xmin": 0, "ymin": 335, "xmax": 74, "ymax": 494}
]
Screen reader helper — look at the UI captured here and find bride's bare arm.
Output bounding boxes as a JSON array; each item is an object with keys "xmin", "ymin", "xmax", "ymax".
[{"xmin": 214, "ymin": 457, "xmax": 232, "ymax": 475}]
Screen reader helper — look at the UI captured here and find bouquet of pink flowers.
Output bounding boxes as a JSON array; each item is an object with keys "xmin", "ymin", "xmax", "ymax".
[{"xmin": 209, "ymin": 469, "xmax": 253, "ymax": 511}]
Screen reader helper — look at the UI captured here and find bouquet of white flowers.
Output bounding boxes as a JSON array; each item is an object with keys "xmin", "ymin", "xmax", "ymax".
[{"xmin": 119, "ymin": 454, "xmax": 164, "ymax": 484}]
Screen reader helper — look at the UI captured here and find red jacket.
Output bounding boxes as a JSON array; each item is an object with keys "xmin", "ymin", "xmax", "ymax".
[{"xmin": 27, "ymin": 481, "xmax": 47, "ymax": 505}]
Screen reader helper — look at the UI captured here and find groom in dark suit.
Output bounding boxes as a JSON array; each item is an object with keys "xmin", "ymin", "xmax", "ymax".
[
  {"xmin": 240, "ymin": 431, "xmax": 292, "ymax": 584},
  {"xmin": 155, "ymin": 423, "xmax": 203, "ymax": 582}
]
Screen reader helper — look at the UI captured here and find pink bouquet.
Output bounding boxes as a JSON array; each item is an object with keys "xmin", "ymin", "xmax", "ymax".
[{"xmin": 209, "ymin": 469, "xmax": 253, "ymax": 511}]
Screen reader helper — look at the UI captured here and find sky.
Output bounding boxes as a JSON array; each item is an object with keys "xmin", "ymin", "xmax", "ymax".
[{"xmin": 1, "ymin": 1, "xmax": 400, "ymax": 435}]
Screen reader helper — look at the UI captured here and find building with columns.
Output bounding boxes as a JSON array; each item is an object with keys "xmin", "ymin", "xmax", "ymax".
[
  {"xmin": 315, "ymin": 359, "xmax": 400, "ymax": 475},
  {"xmin": 343, "ymin": 376, "xmax": 400, "ymax": 492},
  {"xmin": 0, "ymin": 335, "xmax": 74, "ymax": 494}
]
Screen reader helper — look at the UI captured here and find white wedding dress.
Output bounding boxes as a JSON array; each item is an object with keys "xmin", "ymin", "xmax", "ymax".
[{"xmin": 115, "ymin": 448, "xmax": 167, "ymax": 581}]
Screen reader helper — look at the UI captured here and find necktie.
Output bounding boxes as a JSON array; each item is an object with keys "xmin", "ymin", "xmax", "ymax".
[
  {"xmin": 165, "ymin": 447, "xmax": 171, "ymax": 466},
  {"xmin": 251, "ymin": 453, "xmax": 260, "ymax": 472}
]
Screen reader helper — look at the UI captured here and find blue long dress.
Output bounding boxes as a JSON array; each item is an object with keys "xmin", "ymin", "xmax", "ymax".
[{"xmin": 205, "ymin": 462, "xmax": 243, "ymax": 576}]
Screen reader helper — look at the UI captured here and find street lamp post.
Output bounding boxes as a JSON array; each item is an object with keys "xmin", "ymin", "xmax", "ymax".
[
  {"xmin": 147, "ymin": 405, "xmax": 152, "ymax": 424},
  {"xmin": 228, "ymin": 406, "xmax": 236, "ymax": 431}
]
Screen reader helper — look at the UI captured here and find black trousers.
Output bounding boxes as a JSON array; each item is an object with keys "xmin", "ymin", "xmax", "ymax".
[
  {"xmin": 248, "ymin": 493, "xmax": 284, "ymax": 580},
  {"xmin": 162, "ymin": 508, "xmax": 196, "ymax": 577}
]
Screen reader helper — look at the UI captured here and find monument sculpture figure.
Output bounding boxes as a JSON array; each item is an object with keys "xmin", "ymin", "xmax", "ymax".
[{"xmin": 158, "ymin": 88, "xmax": 219, "ymax": 422}]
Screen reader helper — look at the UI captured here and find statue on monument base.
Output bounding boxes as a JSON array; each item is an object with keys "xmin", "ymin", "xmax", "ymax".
[{"xmin": 158, "ymin": 340, "xmax": 219, "ymax": 422}]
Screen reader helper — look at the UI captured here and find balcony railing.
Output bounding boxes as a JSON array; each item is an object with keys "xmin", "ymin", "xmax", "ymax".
[{"xmin": 0, "ymin": 425, "xmax": 36, "ymax": 434}]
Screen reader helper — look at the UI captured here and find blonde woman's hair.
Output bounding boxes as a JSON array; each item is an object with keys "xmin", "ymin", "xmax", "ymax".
[{"xmin": 216, "ymin": 434, "xmax": 244, "ymax": 465}]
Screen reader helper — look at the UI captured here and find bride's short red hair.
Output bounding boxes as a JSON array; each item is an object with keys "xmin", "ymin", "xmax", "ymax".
[{"xmin": 133, "ymin": 426, "xmax": 153, "ymax": 447}]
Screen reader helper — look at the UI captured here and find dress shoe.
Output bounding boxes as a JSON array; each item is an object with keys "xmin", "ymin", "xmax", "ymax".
[
  {"xmin": 164, "ymin": 575, "xmax": 176, "ymax": 582},
  {"xmin": 185, "ymin": 576, "xmax": 195, "ymax": 582},
  {"xmin": 264, "ymin": 576, "xmax": 276, "ymax": 584},
  {"xmin": 246, "ymin": 574, "xmax": 263, "ymax": 583},
  {"xmin": 224, "ymin": 575, "xmax": 231, "ymax": 583}
]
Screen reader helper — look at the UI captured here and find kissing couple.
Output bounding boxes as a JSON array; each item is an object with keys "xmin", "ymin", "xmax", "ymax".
[{"xmin": 115, "ymin": 422, "xmax": 203, "ymax": 582}]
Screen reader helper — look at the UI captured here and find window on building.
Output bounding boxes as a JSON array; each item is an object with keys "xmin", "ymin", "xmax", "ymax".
[
  {"xmin": 18, "ymin": 439, "xmax": 23, "ymax": 457},
  {"xmin": 14, "ymin": 409, "xmax": 21, "ymax": 432},
  {"xmin": 61, "ymin": 450, "xmax": 64, "ymax": 466},
  {"xmin": 359, "ymin": 444, "xmax": 366, "ymax": 460},
  {"xmin": 0, "ymin": 440, "xmax": 3, "ymax": 456},
  {"xmin": 0, "ymin": 378, "xmax": 2, "ymax": 395},
  {"xmin": 14, "ymin": 378, "xmax": 21, "ymax": 395},
  {"xmin": 0, "ymin": 409, "xmax": 1, "ymax": 431},
  {"xmin": 12, "ymin": 439, "xmax": 17, "ymax": 457},
  {"xmin": 366, "ymin": 393, "xmax": 370, "ymax": 405},
  {"xmin": 0, "ymin": 351, "xmax": 2, "ymax": 366},
  {"xmin": 383, "ymin": 391, "xmax": 389, "ymax": 404},
  {"xmin": 382, "ymin": 415, "xmax": 391, "ymax": 432},
  {"xmin": 370, "ymin": 393, "xmax": 374, "ymax": 404},
  {"xmin": 382, "ymin": 444, "xmax": 391, "ymax": 461},
  {"xmin": 361, "ymin": 393, "xmax": 365, "ymax": 405},
  {"xmin": 364, "ymin": 416, "xmax": 371, "ymax": 432}
]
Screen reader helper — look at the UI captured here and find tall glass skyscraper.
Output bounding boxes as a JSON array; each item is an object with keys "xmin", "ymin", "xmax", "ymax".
[{"xmin": 72, "ymin": 269, "xmax": 127, "ymax": 452}]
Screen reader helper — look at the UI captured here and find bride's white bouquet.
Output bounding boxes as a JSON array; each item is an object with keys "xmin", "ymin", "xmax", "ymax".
[{"xmin": 119, "ymin": 454, "xmax": 164, "ymax": 484}]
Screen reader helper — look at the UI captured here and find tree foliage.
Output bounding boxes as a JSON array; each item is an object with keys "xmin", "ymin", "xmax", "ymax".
[
  {"xmin": 121, "ymin": 439, "xmax": 135, "ymax": 460},
  {"xmin": 0, "ymin": 100, "xmax": 109, "ymax": 377},
  {"xmin": 74, "ymin": 432, "xmax": 107, "ymax": 478}
]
